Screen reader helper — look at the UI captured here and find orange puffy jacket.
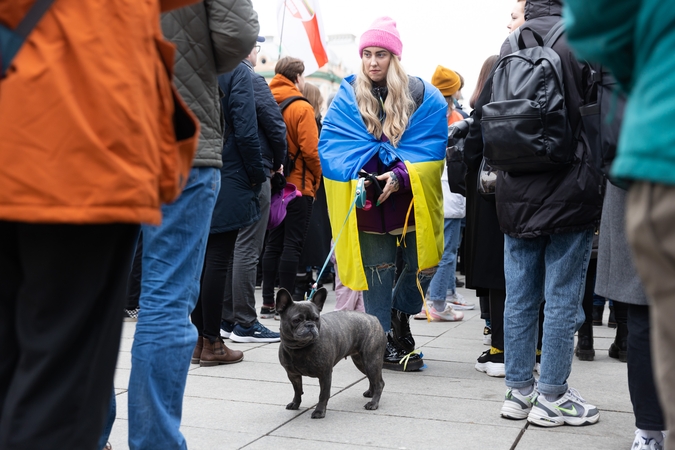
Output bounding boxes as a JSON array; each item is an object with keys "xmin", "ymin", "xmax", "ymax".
[
  {"xmin": 269, "ymin": 74, "xmax": 322, "ymax": 197},
  {"xmin": 0, "ymin": 0, "xmax": 200, "ymax": 226}
]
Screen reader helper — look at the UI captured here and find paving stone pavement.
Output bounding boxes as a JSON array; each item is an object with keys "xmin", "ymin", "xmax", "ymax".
[{"xmin": 109, "ymin": 281, "xmax": 634, "ymax": 449}]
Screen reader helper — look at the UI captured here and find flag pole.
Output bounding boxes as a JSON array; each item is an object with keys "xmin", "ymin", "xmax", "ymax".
[{"xmin": 278, "ymin": 0, "xmax": 287, "ymax": 60}]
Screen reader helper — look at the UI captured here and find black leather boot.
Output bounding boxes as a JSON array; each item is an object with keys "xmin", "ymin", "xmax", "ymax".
[
  {"xmin": 293, "ymin": 272, "xmax": 312, "ymax": 302},
  {"xmin": 608, "ymin": 322, "xmax": 628, "ymax": 362},
  {"xmin": 575, "ymin": 322, "xmax": 595, "ymax": 361},
  {"xmin": 592, "ymin": 305, "xmax": 604, "ymax": 326},
  {"xmin": 383, "ymin": 331, "xmax": 423, "ymax": 372},
  {"xmin": 390, "ymin": 309, "xmax": 415, "ymax": 353}
]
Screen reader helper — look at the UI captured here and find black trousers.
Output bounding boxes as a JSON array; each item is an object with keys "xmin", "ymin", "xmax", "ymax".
[
  {"xmin": 262, "ymin": 195, "xmax": 313, "ymax": 305},
  {"xmin": 627, "ymin": 304, "xmax": 665, "ymax": 431},
  {"xmin": 192, "ymin": 230, "xmax": 239, "ymax": 342},
  {"xmin": 126, "ymin": 231, "xmax": 143, "ymax": 309},
  {"xmin": 0, "ymin": 221, "xmax": 138, "ymax": 450}
]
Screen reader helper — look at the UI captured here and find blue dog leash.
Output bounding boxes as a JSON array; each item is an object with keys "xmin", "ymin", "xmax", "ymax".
[{"xmin": 306, "ymin": 178, "xmax": 367, "ymax": 301}]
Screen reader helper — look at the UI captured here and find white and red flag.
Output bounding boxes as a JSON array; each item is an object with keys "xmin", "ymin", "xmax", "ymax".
[{"xmin": 277, "ymin": 0, "xmax": 329, "ymax": 75}]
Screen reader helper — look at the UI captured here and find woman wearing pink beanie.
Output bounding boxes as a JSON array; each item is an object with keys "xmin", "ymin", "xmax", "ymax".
[{"xmin": 320, "ymin": 17, "xmax": 448, "ymax": 371}]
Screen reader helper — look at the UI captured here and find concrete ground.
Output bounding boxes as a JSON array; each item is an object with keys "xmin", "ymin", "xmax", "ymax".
[{"xmin": 108, "ymin": 281, "xmax": 635, "ymax": 450}]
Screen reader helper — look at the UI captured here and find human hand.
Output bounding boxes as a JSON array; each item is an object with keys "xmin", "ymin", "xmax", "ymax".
[{"xmin": 375, "ymin": 171, "xmax": 399, "ymax": 206}]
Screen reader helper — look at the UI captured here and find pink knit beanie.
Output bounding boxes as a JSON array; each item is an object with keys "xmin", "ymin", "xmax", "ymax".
[{"xmin": 359, "ymin": 16, "xmax": 403, "ymax": 60}]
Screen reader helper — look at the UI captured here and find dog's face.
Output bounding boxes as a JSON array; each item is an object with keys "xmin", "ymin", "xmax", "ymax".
[{"xmin": 276, "ymin": 288, "xmax": 327, "ymax": 348}]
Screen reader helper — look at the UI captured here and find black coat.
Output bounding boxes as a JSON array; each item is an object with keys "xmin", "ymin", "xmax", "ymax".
[
  {"xmin": 467, "ymin": 0, "xmax": 603, "ymax": 239},
  {"xmin": 211, "ymin": 62, "xmax": 267, "ymax": 234},
  {"xmin": 246, "ymin": 61, "xmax": 287, "ymax": 173}
]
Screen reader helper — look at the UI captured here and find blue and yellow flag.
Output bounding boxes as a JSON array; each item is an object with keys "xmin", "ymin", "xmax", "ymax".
[{"xmin": 319, "ymin": 75, "xmax": 448, "ymax": 290}]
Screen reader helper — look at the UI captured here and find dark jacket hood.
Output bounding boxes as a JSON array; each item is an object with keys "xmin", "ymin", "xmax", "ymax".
[{"xmin": 525, "ymin": 0, "xmax": 563, "ymax": 21}]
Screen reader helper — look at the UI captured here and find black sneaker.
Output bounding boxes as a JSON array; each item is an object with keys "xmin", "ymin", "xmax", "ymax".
[
  {"xmin": 475, "ymin": 347, "xmax": 505, "ymax": 377},
  {"xmin": 455, "ymin": 277, "xmax": 465, "ymax": 288},
  {"xmin": 260, "ymin": 305, "xmax": 276, "ymax": 319},
  {"xmin": 123, "ymin": 307, "xmax": 139, "ymax": 322}
]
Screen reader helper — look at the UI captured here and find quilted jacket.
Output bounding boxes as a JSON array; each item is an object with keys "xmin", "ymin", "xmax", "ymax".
[{"xmin": 161, "ymin": 0, "xmax": 259, "ymax": 168}]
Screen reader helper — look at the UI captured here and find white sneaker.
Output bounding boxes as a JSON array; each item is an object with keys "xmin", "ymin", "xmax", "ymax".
[
  {"xmin": 445, "ymin": 292, "xmax": 475, "ymax": 310},
  {"xmin": 414, "ymin": 302, "xmax": 432, "ymax": 320},
  {"xmin": 429, "ymin": 304, "xmax": 464, "ymax": 322},
  {"xmin": 632, "ymin": 430, "xmax": 664, "ymax": 450},
  {"xmin": 528, "ymin": 387, "xmax": 600, "ymax": 427},
  {"xmin": 501, "ymin": 386, "xmax": 537, "ymax": 420}
]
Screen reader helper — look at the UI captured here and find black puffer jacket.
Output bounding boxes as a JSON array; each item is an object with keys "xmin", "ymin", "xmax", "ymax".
[
  {"xmin": 244, "ymin": 61, "xmax": 287, "ymax": 173},
  {"xmin": 466, "ymin": 0, "xmax": 603, "ymax": 238}
]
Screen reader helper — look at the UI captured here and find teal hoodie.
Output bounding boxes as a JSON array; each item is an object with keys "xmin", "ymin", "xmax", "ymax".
[{"xmin": 564, "ymin": 0, "xmax": 675, "ymax": 185}]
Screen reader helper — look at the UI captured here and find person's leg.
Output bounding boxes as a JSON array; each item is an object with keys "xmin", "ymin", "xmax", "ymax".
[
  {"xmin": 262, "ymin": 221, "xmax": 284, "ymax": 307},
  {"xmin": 626, "ymin": 182, "xmax": 675, "ymax": 450},
  {"xmin": 199, "ymin": 230, "xmax": 239, "ymax": 341},
  {"xmin": 0, "ymin": 222, "xmax": 137, "ymax": 450},
  {"xmin": 537, "ymin": 229, "xmax": 593, "ymax": 397},
  {"xmin": 128, "ymin": 167, "xmax": 219, "ymax": 450},
  {"xmin": 427, "ymin": 219, "xmax": 457, "ymax": 310},
  {"xmin": 97, "ymin": 389, "xmax": 117, "ymax": 450},
  {"xmin": 475, "ymin": 288, "xmax": 506, "ymax": 378},
  {"xmin": 609, "ymin": 300, "xmax": 629, "ymax": 361},
  {"xmin": 277, "ymin": 196, "xmax": 313, "ymax": 300},
  {"xmin": 231, "ymin": 179, "xmax": 271, "ymax": 327},
  {"xmin": 628, "ymin": 304, "xmax": 666, "ymax": 437},
  {"xmin": 393, "ymin": 231, "xmax": 436, "ymax": 315},
  {"xmin": 576, "ymin": 258, "xmax": 596, "ymax": 361},
  {"xmin": 126, "ymin": 232, "xmax": 143, "ymax": 317},
  {"xmin": 501, "ymin": 235, "xmax": 545, "ymax": 419},
  {"xmin": 359, "ymin": 231, "xmax": 397, "ymax": 330},
  {"xmin": 503, "ymin": 235, "xmax": 545, "ymax": 390}
]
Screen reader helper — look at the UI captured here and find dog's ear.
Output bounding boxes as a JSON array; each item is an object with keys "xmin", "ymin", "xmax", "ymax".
[
  {"xmin": 276, "ymin": 288, "xmax": 294, "ymax": 315},
  {"xmin": 310, "ymin": 287, "xmax": 328, "ymax": 312}
]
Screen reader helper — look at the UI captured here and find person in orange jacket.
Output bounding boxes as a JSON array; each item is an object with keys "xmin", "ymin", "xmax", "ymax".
[
  {"xmin": 0, "ymin": 0, "xmax": 200, "ymax": 449},
  {"xmin": 261, "ymin": 57, "xmax": 322, "ymax": 310}
]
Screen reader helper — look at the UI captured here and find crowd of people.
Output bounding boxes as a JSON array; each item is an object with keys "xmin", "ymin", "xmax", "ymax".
[{"xmin": 1, "ymin": 0, "xmax": 674, "ymax": 449}]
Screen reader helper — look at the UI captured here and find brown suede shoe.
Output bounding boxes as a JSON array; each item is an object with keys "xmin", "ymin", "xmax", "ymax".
[
  {"xmin": 200, "ymin": 337, "xmax": 244, "ymax": 367},
  {"xmin": 191, "ymin": 337, "xmax": 203, "ymax": 365}
]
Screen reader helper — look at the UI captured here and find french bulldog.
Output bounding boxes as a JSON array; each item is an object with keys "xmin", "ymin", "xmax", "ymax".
[{"xmin": 276, "ymin": 287, "xmax": 386, "ymax": 419}]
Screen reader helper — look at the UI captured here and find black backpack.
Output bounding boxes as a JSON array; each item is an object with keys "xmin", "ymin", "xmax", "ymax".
[
  {"xmin": 278, "ymin": 95, "xmax": 310, "ymax": 177},
  {"xmin": 446, "ymin": 118, "xmax": 472, "ymax": 196},
  {"xmin": 481, "ymin": 21, "xmax": 574, "ymax": 173},
  {"xmin": 579, "ymin": 65, "xmax": 627, "ymax": 187}
]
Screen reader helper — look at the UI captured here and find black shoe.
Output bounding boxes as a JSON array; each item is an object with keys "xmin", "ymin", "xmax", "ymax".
[
  {"xmin": 608, "ymin": 323, "xmax": 628, "ymax": 362},
  {"xmin": 390, "ymin": 309, "xmax": 415, "ymax": 353},
  {"xmin": 455, "ymin": 277, "xmax": 465, "ymax": 288},
  {"xmin": 592, "ymin": 305, "xmax": 604, "ymax": 326},
  {"xmin": 575, "ymin": 323, "xmax": 595, "ymax": 361},
  {"xmin": 608, "ymin": 306, "xmax": 617, "ymax": 328},
  {"xmin": 383, "ymin": 331, "xmax": 423, "ymax": 372}
]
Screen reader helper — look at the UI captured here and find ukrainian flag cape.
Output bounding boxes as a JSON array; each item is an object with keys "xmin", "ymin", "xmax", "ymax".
[{"xmin": 319, "ymin": 75, "xmax": 448, "ymax": 290}]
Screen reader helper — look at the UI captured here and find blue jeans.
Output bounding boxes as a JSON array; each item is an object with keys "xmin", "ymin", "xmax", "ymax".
[
  {"xmin": 97, "ymin": 389, "xmax": 116, "ymax": 450},
  {"xmin": 129, "ymin": 167, "xmax": 220, "ymax": 450},
  {"xmin": 426, "ymin": 218, "xmax": 462, "ymax": 301},
  {"xmin": 503, "ymin": 229, "xmax": 592, "ymax": 397},
  {"xmin": 359, "ymin": 231, "xmax": 435, "ymax": 331}
]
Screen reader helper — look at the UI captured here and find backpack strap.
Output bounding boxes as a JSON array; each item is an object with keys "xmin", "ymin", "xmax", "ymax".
[
  {"xmin": 508, "ymin": 29, "xmax": 521, "ymax": 53},
  {"xmin": 1, "ymin": 0, "xmax": 57, "ymax": 76},
  {"xmin": 278, "ymin": 95, "xmax": 310, "ymax": 113},
  {"xmin": 543, "ymin": 20, "xmax": 565, "ymax": 48}
]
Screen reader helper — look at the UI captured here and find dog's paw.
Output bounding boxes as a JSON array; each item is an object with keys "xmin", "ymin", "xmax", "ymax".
[
  {"xmin": 311, "ymin": 409, "xmax": 326, "ymax": 419},
  {"xmin": 363, "ymin": 389, "xmax": 373, "ymax": 398},
  {"xmin": 364, "ymin": 401, "xmax": 379, "ymax": 411},
  {"xmin": 286, "ymin": 402, "xmax": 300, "ymax": 410}
]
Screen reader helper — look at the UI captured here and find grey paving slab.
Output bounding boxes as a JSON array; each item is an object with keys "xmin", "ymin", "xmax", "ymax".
[{"xmin": 104, "ymin": 284, "xmax": 639, "ymax": 450}]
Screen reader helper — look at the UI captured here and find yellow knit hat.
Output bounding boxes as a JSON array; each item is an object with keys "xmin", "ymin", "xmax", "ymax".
[{"xmin": 431, "ymin": 65, "xmax": 461, "ymax": 97}]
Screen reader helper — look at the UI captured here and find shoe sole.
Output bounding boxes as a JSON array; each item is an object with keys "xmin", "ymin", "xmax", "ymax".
[
  {"xmin": 383, "ymin": 359, "xmax": 424, "ymax": 372},
  {"xmin": 449, "ymin": 303, "xmax": 475, "ymax": 310},
  {"xmin": 575, "ymin": 348, "xmax": 595, "ymax": 361},
  {"xmin": 501, "ymin": 402, "xmax": 531, "ymax": 420},
  {"xmin": 220, "ymin": 329, "xmax": 232, "ymax": 339},
  {"xmin": 429, "ymin": 313, "xmax": 463, "ymax": 322},
  {"xmin": 199, "ymin": 356, "xmax": 244, "ymax": 367},
  {"xmin": 527, "ymin": 407, "xmax": 599, "ymax": 427},
  {"xmin": 230, "ymin": 334, "xmax": 280, "ymax": 343},
  {"xmin": 259, "ymin": 314, "xmax": 275, "ymax": 319},
  {"xmin": 190, "ymin": 357, "xmax": 200, "ymax": 364},
  {"xmin": 475, "ymin": 362, "xmax": 505, "ymax": 377}
]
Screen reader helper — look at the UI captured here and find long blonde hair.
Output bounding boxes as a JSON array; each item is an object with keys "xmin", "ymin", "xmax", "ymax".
[{"xmin": 354, "ymin": 54, "xmax": 414, "ymax": 147}]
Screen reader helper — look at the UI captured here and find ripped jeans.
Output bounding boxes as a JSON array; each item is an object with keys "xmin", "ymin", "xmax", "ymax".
[{"xmin": 358, "ymin": 231, "xmax": 435, "ymax": 332}]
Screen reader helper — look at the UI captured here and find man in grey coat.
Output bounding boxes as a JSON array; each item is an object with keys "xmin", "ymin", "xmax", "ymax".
[{"xmin": 127, "ymin": 1, "xmax": 259, "ymax": 448}]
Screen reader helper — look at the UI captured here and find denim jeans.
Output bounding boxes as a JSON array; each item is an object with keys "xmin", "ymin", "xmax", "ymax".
[
  {"xmin": 426, "ymin": 218, "xmax": 462, "ymax": 301},
  {"xmin": 503, "ymin": 229, "xmax": 592, "ymax": 396},
  {"xmin": 359, "ymin": 231, "xmax": 434, "ymax": 331},
  {"xmin": 129, "ymin": 167, "xmax": 219, "ymax": 450}
]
